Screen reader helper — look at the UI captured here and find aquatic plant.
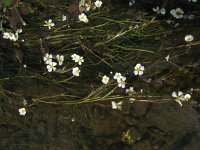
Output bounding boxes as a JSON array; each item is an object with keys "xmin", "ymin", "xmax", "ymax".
[{"xmin": 0, "ymin": 0, "xmax": 199, "ymax": 116}]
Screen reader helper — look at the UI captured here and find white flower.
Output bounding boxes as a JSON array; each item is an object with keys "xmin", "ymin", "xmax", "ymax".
[
  {"xmin": 43, "ymin": 53, "xmax": 53, "ymax": 64},
  {"xmin": 72, "ymin": 67, "xmax": 80, "ymax": 76},
  {"xmin": 129, "ymin": 0, "xmax": 135, "ymax": 6},
  {"xmin": 85, "ymin": 3, "xmax": 91, "ymax": 12},
  {"xmin": 3, "ymin": 31, "xmax": 21, "ymax": 41},
  {"xmin": 47, "ymin": 62, "xmax": 57, "ymax": 72},
  {"xmin": 9, "ymin": 33, "xmax": 17, "ymax": 41},
  {"xmin": 62, "ymin": 15, "xmax": 67, "ymax": 21},
  {"xmin": 102, "ymin": 75, "xmax": 110, "ymax": 84},
  {"xmin": 129, "ymin": 98, "xmax": 135, "ymax": 103},
  {"xmin": 165, "ymin": 55, "xmax": 170, "ymax": 62},
  {"xmin": 117, "ymin": 76, "xmax": 126, "ymax": 88},
  {"xmin": 134, "ymin": 64, "xmax": 144, "ymax": 76},
  {"xmin": 56, "ymin": 54, "xmax": 64, "ymax": 66},
  {"xmin": 22, "ymin": 99, "xmax": 28, "ymax": 106},
  {"xmin": 78, "ymin": 13, "xmax": 89, "ymax": 23},
  {"xmin": 44, "ymin": 19, "xmax": 55, "ymax": 29},
  {"xmin": 111, "ymin": 101, "xmax": 123, "ymax": 110},
  {"xmin": 172, "ymin": 91, "xmax": 184, "ymax": 106},
  {"xmin": 71, "ymin": 53, "xmax": 79, "ymax": 61},
  {"xmin": 170, "ymin": 8, "xmax": 184, "ymax": 19},
  {"xmin": 19, "ymin": 108, "xmax": 26, "ymax": 116},
  {"xmin": 77, "ymin": 56, "xmax": 84, "ymax": 65},
  {"xmin": 184, "ymin": 35, "xmax": 194, "ymax": 42},
  {"xmin": 3, "ymin": 32, "xmax": 10, "ymax": 39},
  {"xmin": 126, "ymin": 87, "xmax": 136, "ymax": 95},
  {"xmin": 153, "ymin": 6, "xmax": 166, "ymax": 15},
  {"xmin": 71, "ymin": 54, "xmax": 84, "ymax": 65},
  {"xmin": 71, "ymin": 118, "xmax": 75, "ymax": 122},
  {"xmin": 188, "ymin": 0, "xmax": 197, "ymax": 2},
  {"xmin": 113, "ymin": 72, "xmax": 122, "ymax": 80},
  {"xmin": 94, "ymin": 0, "xmax": 103, "ymax": 8},
  {"xmin": 184, "ymin": 94, "xmax": 191, "ymax": 101}
]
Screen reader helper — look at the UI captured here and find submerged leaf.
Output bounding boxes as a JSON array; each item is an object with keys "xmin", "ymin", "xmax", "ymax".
[{"xmin": 3, "ymin": 0, "xmax": 12, "ymax": 6}]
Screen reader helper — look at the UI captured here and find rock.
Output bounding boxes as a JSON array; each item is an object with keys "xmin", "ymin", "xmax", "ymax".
[
  {"xmin": 125, "ymin": 116, "xmax": 140, "ymax": 126},
  {"xmin": 145, "ymin": 103, "xmax": 200, "ymax": 148},
  {"xmin": 121, "ymin": 102, "xmax": 132, "ymax": 114},
  {"xmin": 132, "ymin": 140, "xmax": 152, "ymax": 150},
  {"xmin": 131, "ymin": 102, "xmax": 148, "ymax": 116},
  {"xmin": 92, "ymin": 117, "xmax": 122, "ymax": 136}
]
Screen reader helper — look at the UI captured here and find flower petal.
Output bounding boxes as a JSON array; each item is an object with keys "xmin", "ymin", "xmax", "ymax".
[
  {"xmin": 140, "ymin": 66, "xmax": 144, "ymax": 71},
  {"xmin": 134, "ymin": 71, "xmax": 138, "ymax": 75},
  {"xmin": 172, "ymin": 91, "xmax": 177, "ymax": 97},
  {"xmin": 178, "ymin": 91, "xmax": 183, "ymax": 96},
  {"xmin": 139, "ymin": 71, "xmax": 143, "ymax": 75}
]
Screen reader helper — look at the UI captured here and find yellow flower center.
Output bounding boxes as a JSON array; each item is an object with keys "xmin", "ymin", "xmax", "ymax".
[
  {"xmin": 136, "ymin": 67, "xmax": 140, "ymax": 72},
  {"xmin": 176, "ymin": 11, "xmax": 182, "ymax": 16},
  {"xmin": 80, "ymin": 16, "xmax": 85, "ymax": 20},
  {"xmin": 47, "ymin": 22, "xmax": 51, "ymax": 26},
  {"xmin": 176, "ymin": 96, "xmax": 181, "ymax": 101}
]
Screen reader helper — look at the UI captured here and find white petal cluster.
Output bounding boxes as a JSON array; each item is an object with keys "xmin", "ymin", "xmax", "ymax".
[
  {"xmin": 111, "ymin": 101, "xmax": 123, "ymax": 110},
  {"xmin": 184, "ymin": 35, "xmax": 194, "ymax": 42},
  {"xmin": 3, "ymin": 29, "xmax": 22, "ymax": 41},
  {"xmin": 184, "ymin": 94, "xmax": 191, "ymax": 101},
  {"xmin": 102, "ymin": 75, "xmax": 110, "ymax": 84},
  {"xmin": 43, "ymin": 53, "xmax": 53, "ymax": 64},
  {"xmin": 113, "ymin": 72, "xmax": 122, "ymax": 80},
  {"xmin": 170, "ymin": 8, "xmax": 184, "ymax": 19},
  {"xmin": 56, "ymin": 54, "xmax": 64, "ymax": 66},
  {"xmin": 84, "ymin": 3, "xmax": 91, "ymax": 12},
  {"xmin": 71, "ymin": 53, "xmax": 84, "ymax": 65},
  {"xmin": 44, "ymin": 19, "xmax": 55, "ymax": 29},
  {"xmin": 113, "ymin": 72, "xmax": 126, "ymax": 88},
  {"xmin": 126, "ymin": 87, "xmax": 136, "ymax": 95},
  {"xmin": 94, "ymin": 0, "xmax": 103, "ymax": 8},
  {"xmin": 72, "ymin": 67, "xmax": 80, "ymax": 76},
  {"xmin": 117, "ymin": 76, "xmax": 126, "ymax": 88},
  {"xmin": 43, "ymin": 53, "xmax": 64, "ymax": 72},
  {"xmin": 188, "ymin": 0, "xmax": 197, "ymax": 2},
  {"xmin": 172, "ymin": 91, "xmax": 191, "ymax": 106},
  {"xmin": 134, "ymin": 64, "xmax": 144, "ymax": 76},
  {"xmin": 62, "ymin": 15, "xmax": 67, "ymax": 21},
  {"xmin": 79, "ymin": 13, "xmax": 89, "ymax": 23},
  {"xmin": 47, "ymin": 62, "xmax": 57, "ymax": 72},
  {"xmin": 129, "ymin": 0, "xmax": 135, "ymax": 6},
  {"xmin": 153, "ymin": 6, "xmax": 166, "ymax": 15},
  {"xmin": 19, "ymin": 108, "xmax": 26, "ymax": 116}
]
